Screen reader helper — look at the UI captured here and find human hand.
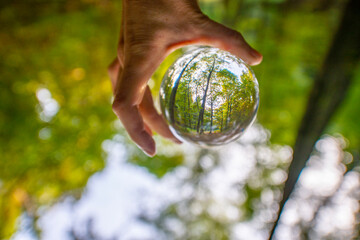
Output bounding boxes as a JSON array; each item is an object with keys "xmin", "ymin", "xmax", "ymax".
[{"xmin": 108, "ymin": 0, "xmax": 262, "ymax": 157}]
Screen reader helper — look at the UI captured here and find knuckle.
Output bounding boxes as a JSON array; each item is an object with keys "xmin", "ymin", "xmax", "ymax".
[
  {"xmin": 224, "ymin": 28, "xmax": 244, "ymax": 43},
  {"xmin": 107, "ymin": 58, "xmax": 121, "ymax": 78},
  {"xmin": 189, "ymin": 15, "xmax": 211, "ymax": 33},
  {"xmin": 108, "ymin": 60, "xmax": 115, "ymax": 72},
  {"xmin": 107, "ymin": 64, "xmax": 115, "ymax": 77},
  {"xmin": 117, "ymin": 48, "xmax": 124, "ymax": 60},
  {"xmin": 130, "ymin": 124, "xmax": 145, "ymax": 135},
  {"xmin": 112, "ymin": 97, "xmax": 128, "ymax": 114}
]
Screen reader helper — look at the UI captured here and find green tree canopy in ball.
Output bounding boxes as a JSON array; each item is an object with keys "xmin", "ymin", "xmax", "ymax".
[{"xmin": 160, "ymin": 47, "xmax": 259, "ymax": 146}]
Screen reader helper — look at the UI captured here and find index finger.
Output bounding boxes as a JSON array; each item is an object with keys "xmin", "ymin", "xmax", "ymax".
[{"xmin": 112, "ymin": 49, "xmax": 165, "ymax": 156}]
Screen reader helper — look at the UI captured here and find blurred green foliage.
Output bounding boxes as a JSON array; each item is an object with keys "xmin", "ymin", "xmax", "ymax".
[
  {"xmin": 0, "ymin": 0, "xmax": 359, "ymax": 238},
  {"xmin": 200, "ymin": 0, "xmax": 360, "ymax": 147},
  {"xmin": 0, "ymin": 1, "xmax": 121, "ymax": 236}
]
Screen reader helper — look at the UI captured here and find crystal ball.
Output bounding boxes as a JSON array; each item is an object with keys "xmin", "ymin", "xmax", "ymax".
[{"xmin": 159, "ymin": 46, "xmax": 259, "ymax": 146}]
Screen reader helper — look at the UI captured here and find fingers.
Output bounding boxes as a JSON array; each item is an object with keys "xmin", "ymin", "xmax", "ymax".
[
  {"xmin": 111, "ymin": 52, "xmax": 165, "ymax": 157},
  {"xmin": 111, "ymin": 70, "xmax": 157, "ymax": 156},
  {"xmin": 139, "ymin": 86, "xmax": 181, "ymax": 143},
  {"xmin": 109, "ymin": 52, "xmax": 157, "ymax": 156},
  {"xmin": 112, "ymin": 98, "xmax": 156, "ymax": 156},
  {"xmin": 196, "ymin": 19, "xmax": 263, "ymax": 66}
]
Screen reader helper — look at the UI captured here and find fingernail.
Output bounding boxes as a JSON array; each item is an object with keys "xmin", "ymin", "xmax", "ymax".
[
  {"xmin": 251, "ymin": 49, "xmax": 262, "ymax": 59},
  {"xmin": 143, "ymin": 148, "xmax": 156, "ymax": 157},
  {"xmin": 143, "ymin": 143, "xmax": 156, "ymax": 157}
]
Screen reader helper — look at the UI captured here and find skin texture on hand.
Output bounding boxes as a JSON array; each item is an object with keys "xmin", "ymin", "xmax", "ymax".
[{"xmin": 108, "ymin": 0, "xmax": 263, "ymax": 156}]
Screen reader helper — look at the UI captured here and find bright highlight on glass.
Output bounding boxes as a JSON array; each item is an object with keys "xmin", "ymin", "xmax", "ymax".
[{"xmin": 160, "ymin": 46, "xmax": 259, "ymax": 146}]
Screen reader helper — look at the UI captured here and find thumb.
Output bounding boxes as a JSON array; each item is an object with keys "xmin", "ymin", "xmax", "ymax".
[{"xmin": 199, "ymin": 19, "xmax": 263, "ymax": 66}]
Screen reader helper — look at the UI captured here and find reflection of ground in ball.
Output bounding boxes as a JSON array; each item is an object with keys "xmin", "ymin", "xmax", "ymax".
[{"xmin": 160, "ymin": 47, "xmax": 259, "ymax": 146}]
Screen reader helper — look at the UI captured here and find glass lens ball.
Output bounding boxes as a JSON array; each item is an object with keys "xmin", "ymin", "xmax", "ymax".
[{"xmin": 159, "ymin": 46, "xmax": 259, "ymax": 146}]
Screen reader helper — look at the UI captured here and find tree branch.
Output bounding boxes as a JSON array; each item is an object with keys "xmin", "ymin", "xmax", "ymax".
[{"xmin": 269, "ymin": 0, "xmax": 360, "ymax": 238}]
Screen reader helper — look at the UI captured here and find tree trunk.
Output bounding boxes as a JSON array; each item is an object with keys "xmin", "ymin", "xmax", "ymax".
[
  {"xmin": 269, "ymin": 0, "xmax": 360, "ymax": 238},
  {"xmin": 220, "ymin": 110, "xmax": 224, "ymax": 132},
  {"xmin": 225, "ymin": 94, "xmax": 232, "ymax": 129},
  {"xmin": 210, "ymin": 99, "xmax": 214, "ymax": 133},
  {"xmin": 169, "ymin": 52, "xmax": 201, "ymax": 124},
  {"xmin": 197, "ymin": 58, "xmax": 216, "ymax": 133},
  {"xmin": 187, "ymin": 81, "xmax": 192, "ymax": 128},
  {"xmin": 228, "ymin": 100, "xmax": 232, "ymax": 123}
]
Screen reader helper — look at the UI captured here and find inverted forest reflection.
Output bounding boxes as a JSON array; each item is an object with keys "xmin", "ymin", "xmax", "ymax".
[{"xmin": 160, "ymin": 47, "xmax": 259, "ymax": 146}]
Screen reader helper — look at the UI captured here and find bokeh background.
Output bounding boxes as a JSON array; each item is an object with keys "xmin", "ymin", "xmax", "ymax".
[{"xmin": 0, "ymin": 0, "xmax": 359, "ymax": 239}]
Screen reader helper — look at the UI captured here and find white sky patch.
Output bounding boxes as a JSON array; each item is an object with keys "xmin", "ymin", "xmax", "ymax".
[
  {"xmin": 33, "ymin": 126, "xmax": 359, "ymax": 240},
  {"xmin": 38, "ymin": 140, "xmax": 171, "ymax": 240},
  {"xmin": 276, "ymin": 136, "xmax": 360, "ymax": 240},
  {"xmin": 11, "ymin": 214, "xmax": 37, "ymax": 240},
  {"xmin": 36, "ymin": 88, "xmax": 59, "ymax": 122},
  {"xmin": 38, "ymin": 199, "xmax": 74, "ymax": 240},
  {"xmin": 226, "ymin": 60, "xmax": 249, "ymax": 81}
]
